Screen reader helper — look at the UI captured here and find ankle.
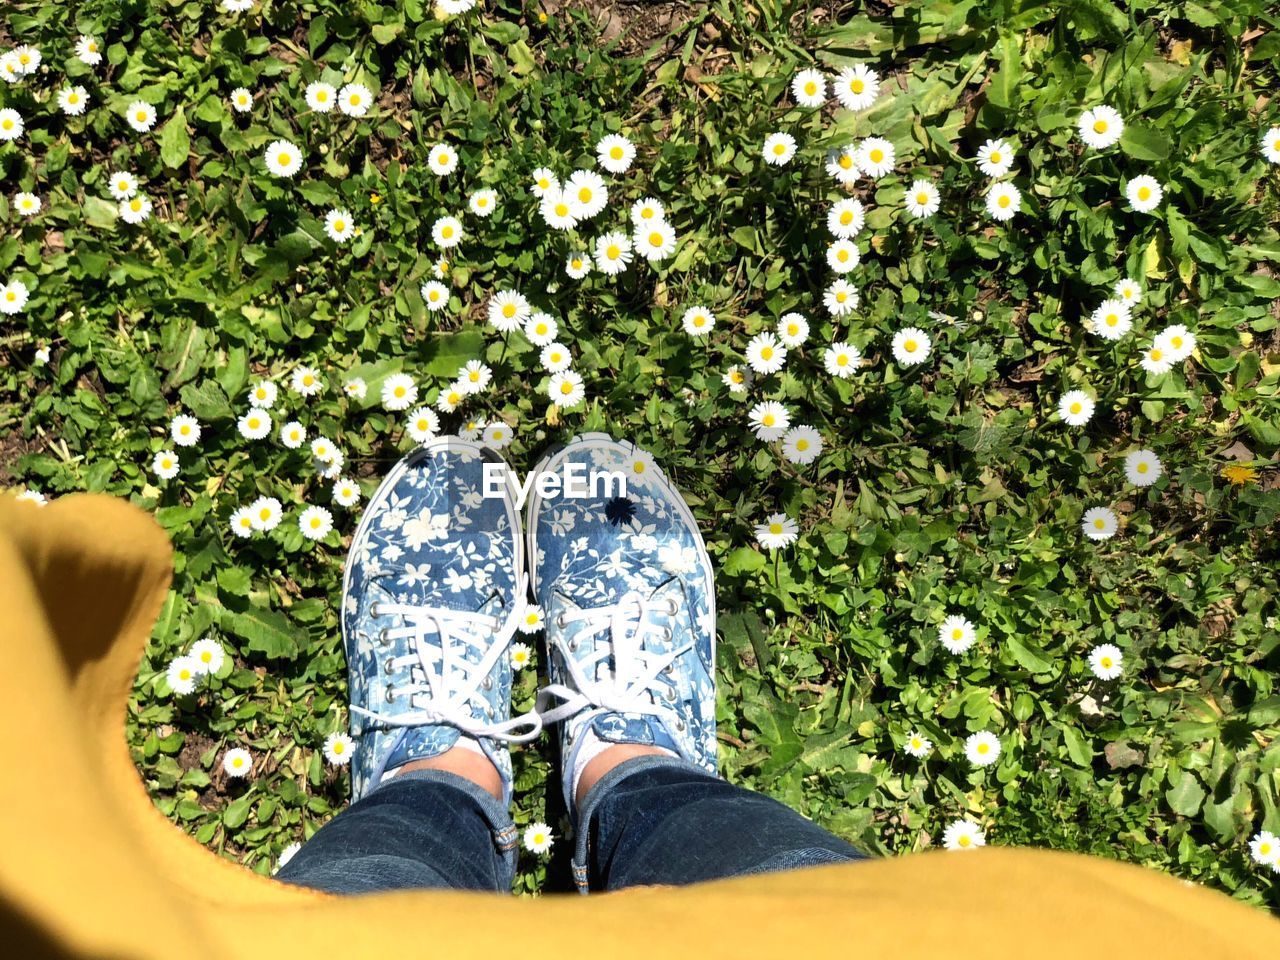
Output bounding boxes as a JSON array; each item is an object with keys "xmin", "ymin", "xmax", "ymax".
[
  {"xmin": 392, "ymin": 745, "xmax": 504, "ymax": 801},
  {"xmin": 574, "ymin": 743, "xmax": 671, "ymax": 809}
]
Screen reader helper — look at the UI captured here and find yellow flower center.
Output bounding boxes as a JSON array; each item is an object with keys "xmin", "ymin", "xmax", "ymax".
[
  {"xmin": 606, "ymin": 244, "xmax": 620, "ymax": 259},
  {"xmin": 429, "ymin": 290, "xmax": 440, "ymax": 301},
  {"xmin": 760, "ymin": 347, "xmax": 773, "ymax": 360},
  {"xmin": 554, "ymin": 203, "xmax": 568, "ymax": 216},
  {"xmin": 952, "ymin": 629, "xmax": 963, "ymax": 640},
  {"xmin": 958, "ymin": 836, "xmax": 971, "ymax": 848},
  {"xmin": 333, "ymin": 741, "xmax": 345, "ymax": 754},
  {"xmin": 303, "ymin": 375, "xmax": 314, "ymax": 386},
  {"xmin": 1093, "ymin": 119, "xmax": 1108, "ymax": 133},
  {"xmin": 503, "ymin": 303, "xmax": 516, "ymax": 317},
  {"xmin": 442, "ymin": 225, "xmax": 453, "ymax": 238},
  {"xmin": 730, "ymin": 370, "xmax": 743, "ymax": 383},
  {"xmin": 836, "ymin": 355, "xmax": 847, "ymax": 366},
  {"xmin": 278, "ymin": 153, "xmax": 291, "ymax": 165},
  {"xmin": 259, "ymin": 508, "xmax": 271, "ymax": 521},
  {"xmin": 804, "ymin": 81, "xmax": 816, "ymax": 95},
  {"xmin": 349, "ymin": 94, "xmax": 361, "ymax": 105},
  {"xmin": 578, "ymin": 187, "xmax": 592, "ymax": 203},
  {"xmin": 839, "ymin": 154, "xmax": 853, "ymax": 169},
  {"xmin": 1094, "ymin": 518, "xmax": 1106, "ymax": 529},
  {"xmin": 904, "ymin": 339, "xmax": 917, "ymax": 352},
  {"xmin": 796, "ymin": 439, "xmax": 809, "ymax": 451},
  {"xmin": 468, "ymin": 371, "xmax": 480, "ymax": 382},
  {"xmin": 437, "ymin": 154, "xmax": 449, "ymax": 165},
  {"xmin": 648, "ymin": 231, "xmax": 662, "ymax": 246},
  {"xmin": 310, "ymin": 517, "xmax": 322, "ymax": 529},
  {"xmin": 769, "ymin": 522, "xmax": 782, "ymax": 535},
  {"xmin": 773, "ymin": 143, "xmax": 785, "ymax": 155},
  {"xmin": 394, "ymin": 386, "xmax": 405, "ymax": 397},
  {"xmin": 334, "ymin": 219, "xmax": 345, "ymax": 231},
  {"xmin": 1170, "ymin": 336, "xmax": 1182, "ymax": 349},
  {"xmin": 837, "ymin": 249, "xmax": 848, "ymax": 262},
  {"xmin": 916, "ymin": 192, "xmax": 928, "ymax": 204},
  {"xmin": 538, "ymin": 177, "xmax": 550, "ymax": 189},
  {"xmin": 1100, "ymin": 657, "xmax": 1113, "ymax": 668},
  {"xmin": 1070, "ymin": 402, "xmax": 1082, "ymax": 414},
  {"xmin": 136, "ymin": 111, "xmax": 147, "ymax": 122},
  {"xmin": 787, "ymin": 323, "xmax": 798, "ymax": 336},
  {"xmin": 850, "ymin": 79, "xmax": 864, "ymax": 93},
  {"xmin": 70, "ymin": 93, "xmax": 79, "ymax": 103},
  {"xmin": 317, "ymin": 90, "xmax": 329, "ymax": 102},
  {"xmin": 990, "ymin": 150, "xmax": 1002, "ymax": 163},
  {"xmin": 1150, "ymin": 349, "xmax": 1163, "ymax": 361},
  {"xmin": 840, "ymin": 211, "xmax": 853, "ymax": 224},
  {"xmin": 998, "ymin": 196, "xmax": 1010, "ymax": 207},
  {"xmin": 130, "ymin": 199, "xmax": 141, "ymax": 211},
  {"xmin": 977, "ymin": 743, "xmax": 990, "ymax": 754},
  {"xmin": 610, "ymin": 146, "xmax": 624, "ymax": 159},
  {"xmin": 869, "ymin": 148, "xmax": 884, "ymax": 163},
  {"xmin": 559, "ymin": 382, "xmax": 573, "ymax": 395},
  {"xmin": 762, "ymin": 414, "xmax": 775, "ymax": 426},
  {"xmin": 1106, "ymin": 314, "xmax": 1118, "ymax": 326},
  {"xmin": 836, "ymin": 292, "xmax": 847, "ymax": 303},
  {"xmin": 1138, "ymin": 186, "xmax": 1151, "ymax": 200}
]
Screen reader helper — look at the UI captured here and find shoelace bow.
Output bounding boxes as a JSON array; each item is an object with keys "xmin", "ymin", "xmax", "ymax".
[
  {"xmin": 536, "ymin": 589, "xmax": 694, "ymax": 731},
  {"xmin": 351, "ymin": 573, "xmax": 542, "ymax": 743}
]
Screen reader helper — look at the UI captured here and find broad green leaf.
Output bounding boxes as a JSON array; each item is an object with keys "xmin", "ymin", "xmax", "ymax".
[{"xmin": 159, "ymin": 105, "xmax": 191, "ymax": 169}]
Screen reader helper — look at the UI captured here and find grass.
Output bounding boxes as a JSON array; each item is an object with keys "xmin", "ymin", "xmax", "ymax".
[{"xmin": 2, "ymin": 0, "xmax": 1279, "ymax": 906}]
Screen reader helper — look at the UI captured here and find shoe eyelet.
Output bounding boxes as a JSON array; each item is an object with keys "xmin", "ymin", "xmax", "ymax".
[
  {"xmin": 662, "ymin": 663, "xmax": 673, "ymax": 675},
  {"xmin": 482, "ymin": 675, "xmax": 493, "ymax": 691},
  {"xmin": 383, "ymin": 657, "xmax": 397, "ymax": 674},
  {"xmin": 665, "ymin": 599, "xmax": 679, "ymax": 616},
  {"xmin": 661, "ymin": 628, "xmax": 673, "ymax": 642},
  {"xmin": 664, "ymin": 685, "xmax": 678, "ymax": 703},
  {"xmin": 675, "ymin": 718, "xmax": 686, "ymax": 732},
  {"xmin": 370, "ymin": 601, "xmax": 382, "ymax": 618},
  {"xmin": 385, "ymin": 687, "xmax": 397, "ymax": 703},
  {"xmin": 378, "ymin": 628, "xmax": 391, "ymax": 645},
  {"xmin": 555, "ymin": 613, "xmax": 566, "ymax": 629}
]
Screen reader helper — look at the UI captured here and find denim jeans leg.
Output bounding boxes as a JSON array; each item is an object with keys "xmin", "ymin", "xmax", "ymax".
[
  {"xmin": 276, "ymin": 769, "xmax": 517, "ymax": 895},
  {"xmin": 573, "ymin": 755, "xmax": 866, "ymax": 892}
]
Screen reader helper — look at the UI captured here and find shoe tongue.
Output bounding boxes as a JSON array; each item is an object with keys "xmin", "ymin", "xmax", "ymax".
[
  {"xmin": 590, "ymin": 712, "xmax": 679, "ymax": 754},
  {"xmin": 372, "ymin": 568, "xmax": 503, "ymax": 617}
]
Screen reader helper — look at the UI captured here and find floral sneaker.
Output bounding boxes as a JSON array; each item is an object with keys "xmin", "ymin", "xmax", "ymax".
[
  {"xmin": 342, "ymin": 437, "xmax": 540, "ymax": 806},
  {"xmin": 526, "ymin": 433, "xmax": 717, "ymax": 813}
]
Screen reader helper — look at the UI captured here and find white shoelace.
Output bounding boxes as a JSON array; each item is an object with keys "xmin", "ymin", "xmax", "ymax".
[
  {"xmin": 351, "ymin": 576, "xmax": 542, "ymax": 744},
  {"xmin": 536, "ymin": 590, "xmax": 693, "ymax": 733}
]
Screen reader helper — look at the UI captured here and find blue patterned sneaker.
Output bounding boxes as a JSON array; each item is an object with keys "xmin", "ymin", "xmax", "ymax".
[
  {"xmin": 341, "ymin": 437, "xmax": 540, "ymax": 806},
  {"xmin": 526, "ymin": 433, "xmax": 717, "ymax": 813}
]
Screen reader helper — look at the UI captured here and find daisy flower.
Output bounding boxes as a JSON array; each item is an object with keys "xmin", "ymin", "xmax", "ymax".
[
  {"xmin": 633, "ymin": 221, "xmax": 677, "ymax": 261},
  {"xmin": 1156, "ymin": 325, "xmax": 1195, "ymax": 361},
  {"xmin": 827, "ymin": 239, "xmax": 861, "ymax": 273},
  {"xmin": 745, "ymin": 332, "xmax": 787, "ymax": 375},
  {"xmin": 682, "ymin": 306, "xmax": 715, "ymax": 337},
  {"xmin": 524, "ymin": 313, "xmax": 558, "ymax": 346},
  {"xmin": 1088, "ymin": 643, "xmax": 1124, "ymax": 680},
  {"xmin": 290, "ymin": 366, "xmax": 322, "ymax": 396},
  {"xmin": 892, "ymin": 328, "xmax": 931, "ymax": 366},
  {"xmin": 1091, "ymin": 299, "xmax": 1132, "ymax": 341},
  {"xmin": 1078, "ymin": 105, "xmax": 1124, "ymax": 149},
  {"xmin": 324, "ymin": 209, "xmax": 355, "ymax": 242},
  {"xmin": 420, "ymin": 280, "xmax": 450, "ymax": 311},
  {"xmin": 305, "ymin": 81, "xmax": 336, "ymax": 112},
  {"xmin": 222, "ymin": 0, "xmax": 255, "ymax": 10},
  {"xmin": 1140, "ymin": 342, "xmax": 1174, "ymax": 375},
  {"xmin": 1249, "ymin": 831, "xmax": 1279, "ymax": 867},
  {"xmin": 781, "ymin": 425, "xmax": 823, "ymax": 465},
  {"xmin": 432, "ymin": 215, "xmax": 463, "ymax": 248},
  {"xmin": 856, "ymin": 137, "xmax": 895, "ymax": 178},
  {"xmin": 828, "ymin": 198, "xmax": 865, "ymax": 238},
  {"xmin": 722, "ymin": 365, "xmax": 749, "ymax": 395},
  {"xmin": 942, "ymin": 819, "xmax": 986, "ymax": 851},
  {"xmin": 597, "ymin": 134, "xmax": 636, "ymax": 173},
  {"xmin": 539, "ymin": 188, "xmax": 580, "ymax": 230},
  {"xmin": 438, "ymin": 0, "xmax": 479, "ymax": 14},
  {"xmin": 344, "ymin": 378, "xmax": 367, "ymax": 401},
  {"xmin": 833, "ymin": 64, "xmax": 880, "ymax": 111},
  {"xmin": 166, "ymin": 656, "xmax": 200, "ymax": 696},
  {"xmin": 58, "ymin": 86, "xmax": 89, "ymax": 116},
  {"xmin": 249, "ymin": 380, "xmax": 277, "ymax": 408},
  {"xmin": 791, "ymin": 68, "xmax": 826, "ymax": 107},
  {"xmin": 481, "ymin": 421, "xmax": 513, "ymax": 449},
  {"xmin": 748, "ymin": 401, "xmax": 790, "ymax": 441},
  {"xmin": 13, "ymin": 192, "xmax": 40, "ymax": 217},
  {"xmin": 510, "ymin": 642, "xmax": 534, "ymax": 669},
  {"xmin": 119, "ymin": 195, "xmax": 153, "ymax": 225},
  {"xmin": 437, "ymin": 384, "xmax": 465, "ymax": 413},
  {"xmin": 14, "ymin": 47, "xmax": 40, "ymax": 75},
  {"xmin": 406, "ymin": 407, "xmax": 441, "ymax": 444},
  {"xmin": 566, "ymin": 170, "xmax": 608, "ymax": 219},
  {"xmin": 1114, "ymin": 278, "xmax": 1142, "ymax": 305},
  {"xmin": 222, "ymin": 748, "xmax": 253, "ymax": 778},
  {"xmin": 756, "ymin": 513, "xmax": 799, "ymax": 550},
  {"xmin": 488, "ymin": 289, "xmax": 531, "ymax": 332},
  {"xmin": 333, "ymin": 477, "xmax": 361, "ymax": 507},
  {"xmin": 381, "ymin": 373, "xmax": 418, "ymax": 411},
  {"xmin": 299, "ymin": 505, "xmax": 334, "ymax": 541},
  {"xmin": 1125, "ymin": 175, "xmax": 1163, "ymax": 213},
  {"xmin": 777, "ymin": 312, "xmax": 808, "ymax": 347},
  {"xmin": 338, "ymin": 83, "xmax": 372, "ymax": 117},
  {"xmin": 190, "ymin": 637, "xmax": 226, "ymax": 675},
  {"xmin": 523, "ymin": 823, "xmax": 554, "ymax": 855},
  {"xmin": 904, "ymin": 732, "xmax": 933, "ymax": 759},
  {"xmin": 964, "ymin": 731, "xmax": 1001, "ymax": 767},
  {"xmin": 548, "ymin": 369, "xmax": 585, "ymax": 408},
  {"xmin": 170, "ymin": 415, "xmax": 201, "ymax": 447},
  {"xmin": 76, "ymin": 35, "xmax": 103, "ymax": 66},
  {"xmin": 427, "ymin": 143, "xmax": 459, "ymax": 176},
  {"xmin": 249, "ymin": 496, "xmax": 283, "ymax": 532},
  {"xmin": 152, "ymin": 449, "xmax": 180, "ymax": 480},
  {"xmin": 762, "ymin": 132, "xmax": 797, "ymax": 166},
  {"xmin": 309, "ymin": 437, "xmax": 337, "ymax": 463},
  {"xmin": 824, "ymin": 341, "xmax": 861, "ymax": 378},
  {"xmin": 509, "ymin": 604, "xmax": 545, "ymax": 640},
  {"xmin": 1082, "ymin": 506, "xmax": 1119, "ymax": 541},
  {"xmin": 540, "ymin": 342, "xmax": 572, "ymax": 372},
  {"xmin": 323, "ymin": 732, "xmax": 354, "ymax": 766},
  {"xmin": 986, "ymin": 182, "xmax": 1021, "ymax": 221},
  {"xmin": 630, "ymin": 197, "xmax": 666, "ymax": 228},
  {"xmin": 938, "ymin": 615, "xmax": 976, "ymax": 654},
  {"xmin": 108, "ymin": 171, "xmax": 139, "ymax": 200},
  {"xmin": 238, "ymin": 409, "xmax": 271, "ymax": 440},
  {"xmin": 15, "ymin": 489, "xmax": 46, "ymax": 507},
  {"xmin": 469, "ymin": 189, "xmax": 497, "ymax": 217},
  {"xmin": 34, "ymin": 346, "xmax": 49, "ymax": 363},
  {"xmin": 0, "ymin": 109, "xmax": 21, "ymax": 141},
  {"xmin": 594, "ymin": 232, "xmax": 633, "ymax": 275},
  {"xmin": 565, "ymin": 251, "xmax": 591, "ymax": 279},
  {"xmin": 976, "ymin": 138, "xmax": 1014, "ymax": 177},
  {"xmin": 264, "ymin": 139, "xmax": 303, "ymax": 177},
  {"xmin": 229, "ymin": 87, "xmax": 252, "ymax": 113},
  {"xmin": 126, "ymin": 101, "xmax": 157, "ymax": 132},
  {"xmin": 0, "ymin": 54, "xmax": 20, "ymax": 85},
  {"xmin": 531, "ymin": 167, "xmax": 558, "ymax": 197},
  {"xmin": 825, "ymin": 145, "xmax": 860, "ymax": 185},
  {"xmin": 1261, "ymin": 127, "xmax": 1280, "ymax": 165},
  {"xmin": 229, "ymin": 507, "xmax": 256, "ymax": 538},
  {"xmin": 457, "ymin": 360, "xmax": 493, "ymax": 394},
  {"xmin": 1058, "ymin": 390, "xmax": 1095, "ymax": 426},
  {"xmin": 1124, "ymin": 449, "xmax": 1163, "ymax": 487},
  {"xmin": 824, "ymin": 279, "xmax": 859, "ymax": 317},
  {"xmin": 0, "ymin": 279, "xmax": 29, "ymax": 315},
  {"xmin": 904, "ymin": 180, "xmax": 941, "ymax": 219}
]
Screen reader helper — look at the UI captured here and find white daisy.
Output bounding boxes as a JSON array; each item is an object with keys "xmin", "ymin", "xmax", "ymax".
[
  {"xmin": 904, "ymin": 732, "xmax": 933, "ymax": 759},
  {"xmin": 964, "ymin": 731, "xmax": 1001, "ymax": 767},
  {"xmin": 437, "ymin": 385, "xmax": 465, "ymax": 413},
  {"xmin": 827, "ymin": 239, "xmax": 861, "ymax": 273},
  {"xmin": 0, "ymin": 109, "xmax": 20, "ymax": 142},
  {"xmin": 170, "ymin": 415, "xmax": 201, "ymax": 447},
  {"xmin": 290, "ymin": 366, "xmax": 323, "ymax": 396},
  {"xmin": 222, "ymin": 748, "xmax": 253, "ymax": 778},
  {"xmin": 892, "ymin": 327, "xmax": 931, "ymax": 366},
  {"xmin": 722, "ymin": 365, "xmax": 748, "ymax": 395},
  {"xmin": 791, "ymin": 68, "xmax": 826, "ymax": 108},
  {"xmin": 0, "ymin": 279, "xmax": 29, "ymax": 315},
  {"xmin": 1082, "ymin": 506, "xmax": 1119, "ymax": 541},
  {"xmin": 76, "ymin": 35, "xmax": 103, "ymax": 66},
  {"xmin": 1124, "ymin": 449, "xmax": 1163, "ymax": 487},
  {"xmin": 597, "ymin": 134, "xmax": 636, "ymax": 173},
  {"xmin": 58, "ymin": 86, "xmax": 89, "ymax": 116},
  {"xmin": 540, "ymin": 342, "xmax": 572, "ymax": 373},
  {"xmin": 34, "ymin": 346, "xmax": 49, "ymax": 363},
  {"xmin": 344, "ymin": 378, "xmax": 367, "ymax": 401},
  {"xmin": 323, "ymin": 732, "xmax": 354, "ymax": 766},
  {"xmin": 825, "ymin": 145, "xmax": 860, "ymax": 185},
  {"xmin": 1262, "ymin": 127, "xmax": 1280, "ymax": 165},
  {"xmin": 265, "ymin": 139, "xmax": 303, "ymax": 177},
  {"xmin": 248, "ymin": 496, "xmax": 283, "ymax": 532},
  {"xmin": 1077, "ymin": 105, "xmax": 1124, "ymax": 149},
  {"xmin": 518, "ymin": 606, "xmax": 545, "ymax": 635},
  {"xmin": 510, "ymin": 641, "xmax": 534, "ymax": 669},
  {"xmin": 1156, "ymin": 324, "xmax": 1195, "ymax": 361},
  {"xmin": 833, "ymin": 64, "xmax": 880, "ymax": 111},
  {"xmin": 1248, "ymin": 831, "xmax": 1279, "ymax": 867},
  {"xmin": 938, "ymin": 615, "xmax": 976, "ymax": 654},
  {"xmin": 457, "ymin": 360, "xmax": 493, "ymax": 394},
  {"xmin": 276, "ymin": 842, "xmax": 301, "ymax": 872},
  {"xmin": 855, "ymin": 137, "xmax": 895, "ymax": 178},
  {"xmin": 428, "ymin": 143, "xmax": 459, "ymax": 176},
  {"xmin": 481, "ymin": 421, "xmax": 513, "ymax": 449},
  {"xmin": 338, "ymin": 83, "xmax": 373, "ymax": 117},
  {"xmin": 1091, "ymin": 299, "xmax": 1132, "ymax": 341},
  {"xmin": 1058, "ymin": 390, "xmax": 1095, "ymax": 426},
  {"xmin": 975, "ymin": 138, "xmax": 1014, "ymax": 177},
  {"xmin": 432, "ymin": 215, "xmax": 463, "ymax": 248},
  {"xmin": 824, "ymin": 279, "xmax": 859, "ymax": 317},
  {"xmin": 565, "ymin": 251, "xmax": 591, "ymax": 279},
  {"xmin": 904, "ymin": 180, "xmax": 940, "ymax": 219},
  {"xmin": 776, "ymin": 312, "xmax": 808, "ymax": 347},
  {"xmin": 406, "ymin": 406, "xmax": 441, "ymax": 444},
  {"xmin": 333, "ymin": 477, "xmax": 361, "ymax": 507},
  {"xmin": 13, "ymin": 47, "xmax": 40, "ymax": 75},
  {"xmin": 633, "ymin": 221, "xmax": 677, "ymax": 261},
  {"xmin": 222, "ymin": 0, "xmax": 256, "ymax": 10},
  {"xmin": 1113, "ymin": 278, "xmax": 1142, "ymax": 305},
  {"xmin": 238, "ymin": 410, "xmax": 271, "ymax": 440},
  {"xmin": 781, "ymin": 425, "xmax": 822, "ymax": 465},
  {"xmin": 682, "ymin": 306, "xmax": 715, "ymax": 337},
  {"xmin": 324, "ymin": 208, "xmax": 355, "ymax": 242},
  {"xmin": 0, "ymin": 53, "xmax": 21, "ymax": 85},
  {"xmin": 594, "ymin": 232, "xmax": 633, "ymax": 276},
  {"xmin": 125, "ymin": 101, "xmax": 157, "ymax": 132},
  {"xmin": 524, "ymin": 313, "xmax": 558, "ymax": 346},
  {"xmin": 488, "ymin": 289, "xmax": 531, "ymax": 332},
  {"xmin": 468, "ymin": 189, "xmax": 497, "ymax": 217},
  {"xmin": 942, "ymin": 819, "xmax": 986, "ymax": 851},
  {"xmin": 15, "ymin": 489, "xmax": 47, "ymax": 506},
  {"xmin": 119, "ymin": 195, "xmax": 153, "ymax": 224},
  {"xmin": 381, "ymin": 373, "xmax": 418, "ymax": 411},
  {"xmin": 1125, "ymin": 175, "xmax": 1163, "ymax": 213},
  {"xmin": 229, "ymin": 506, "xmax": 256, "ymax": 538},
  {"xmin": 548, "ymin": 369, "xmax": 585, "ymax": 408},
  {"xmin": 13, "ymin": 191, "xmax": 40, "ymax": 216},
  {"xmin": 748, "ymin": 401, "xmax": 790, "ymax": 441},
  {"xmin": 986, "ymin": 182, "xmax": 1021, "ymax": 221},
  {"xmin": 166, "ymin": 656, "xmax": 200, "ymax": 695},
  {"xmin": 756, "ymin": 513, "xmax": 799, "ymax": 550},
  {"xmin": 531, "ymin": 167, "xmax": 558, "ymax": 197},
  {"xmin": 1088, "ymin": 643, "xmax": 1124, "ymax": 680},
  {"xmin": 823, "ymin": 341, "xmax": 861, "ymax": 378},
  {"xmin": 248, "ymin": 380, "xmax": 277, "ymax": 408},
  {"xmin": 630, "ymin": 197, "xmax": 665, "ymax": 228},
  {"xmin": 309, "ymin": 437, "xmax": 337, "ymax": 463},
  {"xmin": 827, "ymin": 198, "xmax": 865, "ymax": 238},
  {"xmin": 523, "ymin": 822, "xmax": 554, "ymax": 855},
  {"xmin": 565, "ymin": 169, "xmax": 608, "ymax": 219},
  {"xmin": 1140, "ymin": 342, "xmax": 1174, "ymax": 375},
  {"xmin": 745, "ymin": 332, "xmax": 787, "ymax": 375},
  {"xmin": 189, "ymin": 637, "xmax": 226, "ymax": 675},
  {"xmin": 762, "ymin": 132, "xmax": 797, "ymax": 166},
  {"xmin": 421, "ymin": 280, "xmax": 449, "ymax": 311},
  {"xmin": 152, "ymin": 449, "xmax": 180, "ymax": 480},
  {"xmin": 299, "ymin": 505, "xmax": 334, "ymax": 541},
  {"xmin": 108, "ymin": 171, "xmax": 139, "ymax": 200},
  {"xmin": 229, "ymin": 87, "xmax": 252, "ymax": 113},
  {"xmin": 305, "ymin": 81, "xmax": 336, "ymax": 112},
  {"xmin": 539, "ymin": 188, "xmax": 580, "ymax": 230}
]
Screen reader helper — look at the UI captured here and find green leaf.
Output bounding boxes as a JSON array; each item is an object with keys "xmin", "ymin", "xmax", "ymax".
[
  {"xmin": 1061, "ymin": 724, "xmax": 1093, "ymax": 766},
  {"xmin": 1166, "ymin": 771, "xmax": 1206, "ymax": 817},
  {"xmin": 424, "ymin": 329, "xmax": 486, "ymax": 378},
  {"xmin": 179, "ymin": 380, "xmax": 234, "ymax": 421},
  {"xmin": 221, "ymin": 606, "xmax": 305, "ymax": 660},
  {"xmin": 1004, "ymin": 634, "xmax": 1054, "ymax": 674},
  {"xmin": 223, "ymin": 794, "xmax": 253, "ymax": 830},
  {"xmin": 159, "ymin": 105, "xmax": 191, "ymax": 169},
  {"xmin": 1119, "ymin": 124, "xmax": 1170, "ymax": 161}
]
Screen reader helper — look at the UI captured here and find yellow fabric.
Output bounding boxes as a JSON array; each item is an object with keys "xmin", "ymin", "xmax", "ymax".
[{"xmin": 0, "ymin": 493, "xmax": 1276, "ymax": 960}]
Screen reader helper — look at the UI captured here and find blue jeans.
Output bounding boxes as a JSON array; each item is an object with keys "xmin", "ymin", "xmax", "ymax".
[{"xmin": 277, "ymin": 755, "xmax": 865, "ymax": 894}]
